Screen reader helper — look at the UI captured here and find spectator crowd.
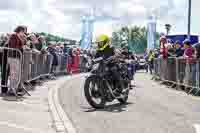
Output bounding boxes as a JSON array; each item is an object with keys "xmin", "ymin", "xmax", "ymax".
[
  {"xmin": 143, "ymin": 35, "xmax": 200, "ymax": 75},
  {"xmin": 0, "ymin": 25, "xmax": 83, "ymax": 96},
  {"xmin": 145, "ymin": 35, "xmax": 200, "ymax": 95}
]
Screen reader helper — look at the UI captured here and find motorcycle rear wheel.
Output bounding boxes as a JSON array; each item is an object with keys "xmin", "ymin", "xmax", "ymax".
[{"xmin": 84, "ymin": 77, "xmax": 106, "ymax": 109}]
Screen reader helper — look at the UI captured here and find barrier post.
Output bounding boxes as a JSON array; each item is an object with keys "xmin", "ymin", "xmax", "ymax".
[
  {"xmin": 195, "ymin": 61, "xmax": 200, "ymax": 95},
  {"xmin": 176, "ymin": 58, "xmax": 180, "ymax": 90}
]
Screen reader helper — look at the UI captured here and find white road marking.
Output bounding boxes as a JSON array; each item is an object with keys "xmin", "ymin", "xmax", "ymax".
[
  {"xmin": 193, "ymin": 124, "xmax": 200, "ymax": 133},
  {"xmin": 49, "ymin": 74, "xmax": 85, "ymax": 133},
  {"xmin": 0, "ymin": 121, "xmax": 44, "ymax": 133},
  {"xmin": 54, "ymin": 80, "xmax": 77, "ymax": 133}
]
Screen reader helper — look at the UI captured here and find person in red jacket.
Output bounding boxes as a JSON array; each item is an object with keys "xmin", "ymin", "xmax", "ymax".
[
  {"xmin": 9, "ymin": 26, "xmax": 26, "ymax": 50},
  {"xmin": 1, "ymin": 26, "xmax": 26, "ymax": 95},
  {"xmin": 159, "ymin": 36, "xmax": 168, "ymax": 59},
  {"xmin": 76, "ymin": 48, "xmax": 81, "ymax": 72},
  {"xmin": 71, "ymin": 48, "xmax": 79, "ymax": 73},
  {"xmin": 67, "ymin": 48, "xmax": 74, "ymax": 74}
]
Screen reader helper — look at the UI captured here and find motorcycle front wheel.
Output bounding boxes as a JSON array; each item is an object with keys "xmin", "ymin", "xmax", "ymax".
[{"xmin": 84, "ymin": 77, "xmax": 106, "ymax": 109}]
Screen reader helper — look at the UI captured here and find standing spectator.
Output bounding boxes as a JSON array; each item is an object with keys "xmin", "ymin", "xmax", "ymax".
[
  {"xmin": 0, "ymin": 34, "xmax": 8, "ymax": 47},
  {"xmin": 67, "ymin": 48, "xmax": 74, "ymax": 74},
  {"xmin": 35, "ymin": 35, "xmax": 47, "ymax": 51},
  {"xmin": 175, "ymin": 40, "xmax": 184, "ymax": 57},
  {"xmin": 183, "ymin": 39, "xmax": 194, "ymax": 58},
  {"xmin": 8, "ymin": 26, "xmax": 26, "ymax": 50},
  {"xmin": 159, "ymin": 36, "xmax": 168, "ymax": 79},
  {"xmin": 0, "ymin": 34, "xmax": 9, "ymax": 95},
  {"xmin": 71, "ymin": 48, "xmax": 79, "ymax": 73},
  {"xmin": 167, "ymin": 43, "xmax": 175, "ymax": 57},
  {"xmin": 159, "ymin": 36, "xmax": 168, "ymax": 59},
  {"xmin": 63, "ymin": 44, "xmax": 68, "ymax": 54},
  {"xmin": 183, "ymin": 39, "xmax": 195, "ymax": 88},
  {"xmin": 60, "ymin": 44, "xmax": 64, "ymax": 54},
  {"xmin": 27, "ymin": 33, "xmax": 40, "ymax": 53},
  {"xmin": 148, "ymin": 50, "xmax": 155, "ymax": 74},
  {"xmin": 1, "ymin": 26, "xmax": 26, "ymax": 95},
  {"xmin": 47, "ymin": 42, "xmax": 58, "ymax": 77},
  {"xmin": 81, "ymin": 50, "xmax": 88, "ymax": 72},
  {"xmin": 144, "ymin": 49, "xmax": 149, "ymax": 73},
  {"xmin": 192, "ymin": 43, "xmax": 200, "ymax": 87},
  {"xmin": 55, "ymin": 43, "xmax": 63, "ymax": 54},
  {"xmin": 193, "ymin": 43, "xmax": 200, "ymax": 59},
  {"xmin": 154, "ymin": 48, "xmax": 160, "ymax": 58},
  {"xmin": 76, "ymin": 47, "xmax": 81, "ymax": 72}
]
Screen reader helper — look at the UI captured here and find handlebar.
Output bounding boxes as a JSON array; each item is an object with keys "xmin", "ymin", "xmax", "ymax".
[
  {"xmin": 92, "ymin": 57, "xmax": 103, "ymax": 64},
  {"xmin": 92, "ymin": 56, "xmax": 114, "ymax": 65},
  {"xmin": 93, "ymin": 56, "xmax": 136, "ymax": 65}
]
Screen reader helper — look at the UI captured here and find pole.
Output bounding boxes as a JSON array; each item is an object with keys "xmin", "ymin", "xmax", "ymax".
[{"xmin": 187, "ymin": 0, "xmax": 191, "ymax": 39}]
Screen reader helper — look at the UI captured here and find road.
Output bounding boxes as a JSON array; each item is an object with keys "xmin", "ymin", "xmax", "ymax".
[{"xmin": 58, "ymin": 73, "xmax": 200, "ymax": 133}]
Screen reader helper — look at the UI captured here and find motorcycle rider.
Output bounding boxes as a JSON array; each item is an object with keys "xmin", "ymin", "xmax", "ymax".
[
  {"xmin": 95, "ymin": 34, "xmax": 115, "ymax": 59},
  {"xmin": 95, "ymin": 34, "xmax": 124, "ymax": 97}
]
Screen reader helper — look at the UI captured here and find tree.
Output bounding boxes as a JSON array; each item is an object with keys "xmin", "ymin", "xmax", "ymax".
[
  {"xmin": 111, "ymin": 25, "xmax": 160, "ymax": 54},
  {"xmin": 37, "ymin": 32, "xmax": 75, "ymax": 45},
  {"xmin": 112, "ymin": 32, "xmax": 120, "ymax": 48}
]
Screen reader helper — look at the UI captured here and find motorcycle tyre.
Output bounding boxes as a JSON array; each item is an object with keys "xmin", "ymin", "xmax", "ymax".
[{"xmin": 84, "ymin": 77, "xmax": 106, "ymax": 109}]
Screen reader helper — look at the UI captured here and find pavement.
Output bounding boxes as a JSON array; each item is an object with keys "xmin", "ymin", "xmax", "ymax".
[
  {"xmin": 0, "ymin": 80, "xmax": 56, "ymax": 133},
  {"xmin": 58, "ymin": 72, "xmax": 200, "ymax": 133}
]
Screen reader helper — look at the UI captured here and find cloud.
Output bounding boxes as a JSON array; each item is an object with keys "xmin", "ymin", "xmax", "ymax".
[{"xmin": 0, "ymin": 0, "xmax": 197, "ymax": 40}]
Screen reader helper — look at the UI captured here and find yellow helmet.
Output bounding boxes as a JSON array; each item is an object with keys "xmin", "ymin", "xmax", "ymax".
[{"xmin": 96, "ymin": 34, "xmax": 110, "ymax": 50}]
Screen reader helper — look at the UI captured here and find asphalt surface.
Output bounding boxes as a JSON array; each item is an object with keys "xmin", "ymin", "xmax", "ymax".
[{"xmin": 59, "ymin": 73, "xmax": 200, "ymax": 133}]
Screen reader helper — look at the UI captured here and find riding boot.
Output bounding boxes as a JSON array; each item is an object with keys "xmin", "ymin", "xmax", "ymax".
[{"xmin": 113, "ymin": 80, "xmax": 123, "ymax": 97}]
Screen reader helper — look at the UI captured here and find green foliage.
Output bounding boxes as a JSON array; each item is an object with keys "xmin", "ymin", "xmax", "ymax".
[
  {"xmin": 111, "ymin": 32, "xmax": 121, "ymax": 47},
  {"xmin": 111, "ymin": 26, "xmax": 160, "ymax": 54},
  {"xmin": 37, "ymin": 32, "xmax": 68, "ymax": 44}
]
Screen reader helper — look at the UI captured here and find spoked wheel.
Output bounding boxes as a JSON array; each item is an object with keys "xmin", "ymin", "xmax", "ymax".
[{"xmin": 84, "ymin": 77, "xmax": 106, "ymax": 109}]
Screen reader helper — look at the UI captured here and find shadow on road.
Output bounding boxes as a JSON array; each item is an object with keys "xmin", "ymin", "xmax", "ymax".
[
  {"xmin": 83, "ymin": 102, "xmax": 134, "ymax": 113},
  {"xmin": 1, "ymin": 96, "xmax": 25, "ymax": 102}
]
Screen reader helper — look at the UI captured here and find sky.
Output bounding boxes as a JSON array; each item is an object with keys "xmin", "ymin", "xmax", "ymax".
[{"xmin": 0, "ymin": 0, "xmax": 199, "ymax": 40}]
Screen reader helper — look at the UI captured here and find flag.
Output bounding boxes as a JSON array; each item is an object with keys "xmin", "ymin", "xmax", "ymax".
[{"xmin": 147, "ymin": 15, "xmax": 156, "ymax": 50}]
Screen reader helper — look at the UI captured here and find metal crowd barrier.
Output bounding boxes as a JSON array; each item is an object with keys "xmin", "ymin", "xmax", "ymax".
[
  {"xmin": 22, "ymin": 51, "xmax": 71, "ymax": 83},
  {"xmin": 22, "ymin": 51, "xmax": 54, "ymax": 83},
  {"xmin": 0, "ymin": 47, "xmax": 85, "ymax": 96},
  {"xmin": 54, "ymin": 53, "xmax": 68, "ymax": 75},
  {"xmin": 0, "ymin": 47, "xmax": 23, "ymax": 94},
  {"xmin": 153, "ymin": 57, "xmax": 200, "ymax": 95}
]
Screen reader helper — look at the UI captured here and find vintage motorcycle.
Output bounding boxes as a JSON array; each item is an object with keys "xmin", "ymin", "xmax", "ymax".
[{"xmin": 84, "ymin": 56, "xmax": 133, "ymax": 109}]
